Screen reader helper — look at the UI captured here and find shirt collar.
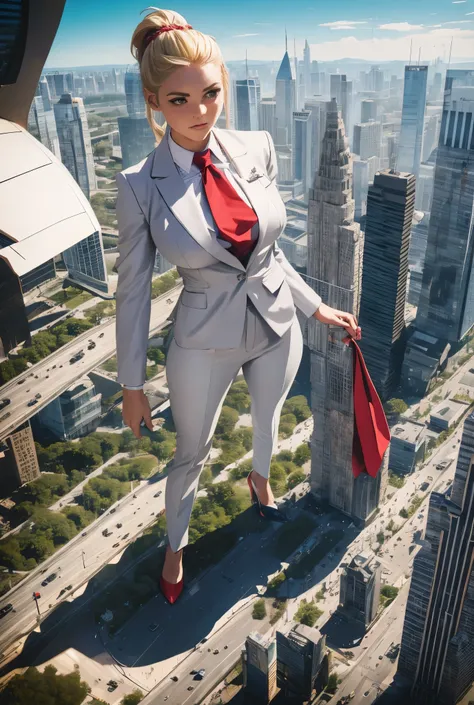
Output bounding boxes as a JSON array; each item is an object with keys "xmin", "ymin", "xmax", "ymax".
[{"xmin": 168, "ymin": 128, "xmax": 228, "ymax": 173}]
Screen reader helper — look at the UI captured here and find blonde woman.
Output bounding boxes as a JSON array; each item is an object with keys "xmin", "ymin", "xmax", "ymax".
[{"xmin": 115, "ymin": 8, "xmax": 361, "ymax": 604}]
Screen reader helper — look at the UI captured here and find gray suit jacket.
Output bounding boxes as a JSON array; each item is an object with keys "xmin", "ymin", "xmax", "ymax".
[{"xmin": 115, "ymin": 126, "xmax": 322, "ymax": 388}]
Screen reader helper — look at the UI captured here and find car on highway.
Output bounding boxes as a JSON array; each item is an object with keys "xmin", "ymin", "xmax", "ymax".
[
  {"xmin": 17, "ymin": 378, "xmax": 26, "ymax": 384},
  {"xmin": 170, "ymin": 675, "xmax": 179, "ymax": 682},
  {"xmin": 153, "ymin": 490, "xmax": 162, "ymax": 497},
  {"xmin": 0, "ymin": 411, "xmax": 11, "ymax": 422},
  {"xmin": 195, "ymin": 668, "xmax": 206, "ymax": 679},
  {"xmin": 107, "ymin": 681, "xmax": 118, "ymax": 692},
  {"xmin": 112, "ymin": 543, "xmax": 120, "ymax": 548},
  {"xmin": 0, "ymin": 398, "xmax": 11, "ymax": 410},
  {"xmin": 98, "ymin": 332, "xmax": 104, "ymax": 338},
  {"xmin": 87, "ymin": 341, "xmax": 96, "ymax": 350},
  {"xmin": 0, "ymin": 603, "xmax": 14, "ymax": 619},
  {"xmin": 138, "ymin": 523, "xmax": 143, "ymax": 527},
  {"xmin": 110, "ymin": 507, "xmax": 116, "ymax": 514},
  {"xmin": 122, "ymin": 533, "xmax": 129, "ymax": 540},
  {"xmin": 27, "ymin": 398, "xmax": 38, "ymax": 406},
  {"xmin": 116, "ymin": 523, "xmax": 122, "ymax": 528},
  {"xmin": 35, "ymin": 393, "xmax": 42, "ymax": 399},
  {"xmin": 41, "ymin": 572, "xmax": 57, "ymax": 586},
  {"xmin": 187, "ymin": 686, "xmax": 194, "ymax": 691}
]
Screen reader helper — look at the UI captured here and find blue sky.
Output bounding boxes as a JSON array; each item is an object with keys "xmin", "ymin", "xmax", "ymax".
[{"xmin": 46, "ymin": 0, "xmax": 474, "ymax": 68}]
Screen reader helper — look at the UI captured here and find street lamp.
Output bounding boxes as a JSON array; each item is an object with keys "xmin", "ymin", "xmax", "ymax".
[{"xmin": 32, "ymin": 592, "xmax": 41, "ymax": 625}]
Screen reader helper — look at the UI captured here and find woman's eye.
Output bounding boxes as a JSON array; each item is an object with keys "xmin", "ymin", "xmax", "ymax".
[{"xmin": 169, "ymin": 89, "xmax": 220, "ymax": 106}]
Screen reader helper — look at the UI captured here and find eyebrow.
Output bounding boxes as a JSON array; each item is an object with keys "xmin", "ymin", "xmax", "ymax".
[{"xmin": 166, "ymin": 82, "xmax": 220, "ymax": 97}]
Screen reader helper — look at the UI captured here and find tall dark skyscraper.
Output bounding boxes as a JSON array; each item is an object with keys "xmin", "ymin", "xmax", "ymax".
[
  {"xmin": 397, "ymin": 66, "xmax": 428, "ymax": 177},
  {"xmin": 398, "ymin": 411, "xmax": 474, "ymax": 704},
  {"xmin": 358, "ymin": 169, "xmax": 416, "ymax": 401},
  {"xmin": 118, "ymin": 65, "xmax": 158, "ymax": 169}
]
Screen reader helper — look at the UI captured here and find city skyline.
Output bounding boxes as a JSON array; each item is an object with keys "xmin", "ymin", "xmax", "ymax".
[{"xmin": 45, "ymin": 0, "xmax": 474, "ymax": 68}]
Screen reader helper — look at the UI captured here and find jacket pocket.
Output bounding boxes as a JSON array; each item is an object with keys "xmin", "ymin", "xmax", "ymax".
[
  {"xmin": 262, "ymin": 265, "xmax": 286, "ymax": 294},
  {"xmin": 181, "ymin": 289, "xmax": 207, "ymax": 309}
]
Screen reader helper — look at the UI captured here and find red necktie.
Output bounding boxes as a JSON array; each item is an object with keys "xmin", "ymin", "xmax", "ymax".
[{"xmin": 192, "ymin": 149, "xmax": 258, "ymax": 261}]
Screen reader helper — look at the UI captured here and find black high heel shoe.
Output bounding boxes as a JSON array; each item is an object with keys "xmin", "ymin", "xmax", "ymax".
[{"xmin": 247, "ymin": 471, "xmax": 288, "ymax": 523}]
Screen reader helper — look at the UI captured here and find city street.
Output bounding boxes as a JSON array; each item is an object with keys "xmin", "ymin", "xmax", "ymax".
[{"xmin": 0, "ymin": 285, "xmax": 181, "ymax": 440}]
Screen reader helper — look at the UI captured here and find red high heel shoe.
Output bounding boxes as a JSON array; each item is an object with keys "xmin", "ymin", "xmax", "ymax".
[
  {"xmin": 159, "ymin": 574, "xmax": 184, "ymax": 604},
  {"xmin": 246, "ymin": 471, "xmax": 288, "ymax": 523}
]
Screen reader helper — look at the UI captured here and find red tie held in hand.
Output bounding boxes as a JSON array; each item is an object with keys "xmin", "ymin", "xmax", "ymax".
[{"xmin": 192, "ymin": 149, "xmax": 258, "ymax": 261}]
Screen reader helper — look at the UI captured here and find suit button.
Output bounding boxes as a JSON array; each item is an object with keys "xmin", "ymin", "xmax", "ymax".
[{"xmin": 237, "ymin": 273, "xmax": 246, "ymax": 281}]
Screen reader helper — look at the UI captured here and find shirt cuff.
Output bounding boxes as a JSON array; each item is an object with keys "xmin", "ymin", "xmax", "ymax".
[{"xmin": 122, "ymin": 384, "xmax": 144, "ymax": 390}]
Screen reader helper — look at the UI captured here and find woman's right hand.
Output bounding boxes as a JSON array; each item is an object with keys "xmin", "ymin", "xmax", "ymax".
[{"xmin": 122, "ymin": 388, "xmax": 154, "ymax": 439}]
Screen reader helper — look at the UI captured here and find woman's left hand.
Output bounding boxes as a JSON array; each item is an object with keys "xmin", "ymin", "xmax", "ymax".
[{"xmin": 313, "ymin": 303, "xmax": 362, "ymax": 343}]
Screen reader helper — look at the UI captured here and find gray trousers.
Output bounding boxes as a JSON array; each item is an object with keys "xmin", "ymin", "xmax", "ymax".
[{"xmin": 164, "ymin": 300, "xmax": 303, "ymax": 552}]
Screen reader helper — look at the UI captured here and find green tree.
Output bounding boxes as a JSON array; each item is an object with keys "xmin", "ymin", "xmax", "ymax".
[
  {"xmin": 215, "ymin": 406, "xmax": 239, "ymax": 435},
  {"xmin": 294, "ymin": 443, "xmax": 311, "ymax": 466},
  {"xmin": 252, "ymin": 598, "xmax": 267, "ymax": 620},
  {"xmin": 287, "ymin": 469, "xmax": 306, "ymax": 489},
  {"xmin": 121, "ymin": 689, "xmax": 144, "ymax": 704},
  {"xmin": 0, "ymin": 664, "xmax": 89, "ymax": 705},
  {"xmin": 326, "ymin": 673, "xmax": 340, "ymax": 694},
  {"xmin": 282, "ymin": 395, "xmax": 311, "ymax": 422},
  {"xmin": 294, "ymin": 598, "xmax": 323, "ymax": 627},
  {"xmin": 376, "ymin": 531, "xmax": 385, "ymax": 545}
]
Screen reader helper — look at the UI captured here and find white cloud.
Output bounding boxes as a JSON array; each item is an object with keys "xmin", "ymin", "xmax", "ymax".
[
  {"xmin": 467, "ymin": 12, "xmax": 474, "ymax": 15},
  {"xmin": 319, "ymin": 20, "xmax": 367, "ymax": 30},
  {"xmin": 378, "ymin": 22, "xmax": 425, "ymax": 31},
  {"xmin": 452, "ymin": 1, "xmax": 466, "ymax": 3},
  {"xmin": 232, "ymin": 33, "xmax": 261, "ymax": 37}
]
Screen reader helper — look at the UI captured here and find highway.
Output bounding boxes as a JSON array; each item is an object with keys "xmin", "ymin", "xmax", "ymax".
[{"xmin": 0, "ymin": 285, "xmax": 182, "ymax": 442}]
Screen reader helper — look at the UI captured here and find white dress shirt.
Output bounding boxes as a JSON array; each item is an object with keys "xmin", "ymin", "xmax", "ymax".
[{"xmin": 122, "ymin": 129, "xmax": 260, "ymax": 391}]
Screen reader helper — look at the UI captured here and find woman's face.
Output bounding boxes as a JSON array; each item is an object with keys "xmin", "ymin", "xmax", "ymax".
[{"xmin": 151, "ymin": 61, "xmax": 224, "ymax": 148}]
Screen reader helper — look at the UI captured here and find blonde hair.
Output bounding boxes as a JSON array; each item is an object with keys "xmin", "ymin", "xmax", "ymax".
[{"xmin": 131, "ymin": 8, "xmax": 230, "ymax": 144}]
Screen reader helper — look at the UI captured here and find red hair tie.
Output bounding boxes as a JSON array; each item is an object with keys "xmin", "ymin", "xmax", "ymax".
[{"xmin": 144, "ymin": 24, "xmax": 193, "ymax": 48}]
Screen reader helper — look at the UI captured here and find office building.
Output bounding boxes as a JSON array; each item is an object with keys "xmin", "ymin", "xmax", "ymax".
[
  {"xmin": 259, "ymin": 98, "xmax": 277, "ymax": 140},
  {"xmin": 340, "ymin": 554, "xmax": 382, "ymax": 627},
  {"xmin": 353, "ymin": 121, "xmax": 382, "ymax": 164},
  {"xmin": 358, "ymin": 170, "xmax": 416, "ymax": 401},
  {"xmin": 36, "ymin": 377, "xmax": 102, "ymax": 440},
  {"xmin": 330, "ymin": 74, "xmax": 352, "ymax": 142},
  {"xmin": 118, "ymin": 66, "xmax": 157, "ymax": 169},
  {"xmin": 276, "ymin": 622, "xmax": 327, "ymax": 700},
  {"xmin": 30, "ymin": 78, "xmax": 61, "ymax": 158},
  {"xmin": 243, "ymin": 631, "xmax": 278, "ymax": 704},
  {"xmin": 304, "ymin": 97, "xmax": 330, "ymax": 176},
  {"xmin": 0, "ymin": 421, "xmax": 41, "ymax": 495},
  {"xmin": 352, "ymin": 158, "xmax": 369, "ymax": 221},
  {"xmin": 397, "ymin": 66, "xmax": 428, "ymax": 176},
  {"xmin": 233, "ymin": 77, "xmax": 260, "ymax": 131},
  {"xmin": 292, "ymin": 110, "xmax": 311, "ymax": 193},
  {"xmin": 369, "ymin": 65, "xmax": 384, "ymax": 93},
  {"xmin": 275, "ymin": 34, "xmax": 296, "ymax": 146},
  {"xmin": 361, "ymin": 99, "xmax": 377, "ymax": 123},
  {"xmin": 398, "ymin": 412, "xmax": 474, "ymax": 704},
  {"xmin": 409, "ymin": 71, "xmax": 474, "ymax": 377},
  {"xmin": 54, "ymin": 92, "xmax": 97, "ymax": 197},
  {"xmin": 303, "ymin": 39, "xmax": 311, "ymax": 99},
  {"xmin": 54, "ymin": 92, "xmax": 108, "ymax": 295},
  {"xmin": 307, "ymin": 101, "xmax": 386, "ymax": 522}
]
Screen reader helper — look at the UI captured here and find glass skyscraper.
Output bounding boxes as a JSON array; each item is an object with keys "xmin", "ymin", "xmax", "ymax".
[
  {"xmin": 397, "ymin": 65, "xmax": 428, "ymax": 177},
  {"xmin": 415, "ymin": 70, "xmax": 474, "ymax": 344},
  {"xmin": 233, "ymin": 77, "xmax": 261, "ymax": 131}
]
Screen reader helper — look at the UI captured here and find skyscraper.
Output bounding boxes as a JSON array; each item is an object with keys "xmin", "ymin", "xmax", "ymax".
[
  {"xmin": 243, "ymin": 631, "xmax": 278, "ymax": 704},
  {"xmin": 398, "ymin": 411, "xmax": 474, "ymax": 704},
  {"xmin": 54, "ymin": 92, "xmax": 97, "ymax": 197},
  {"xmin": 276, "ymin": 622, "xmax": 327, "ymax": 700},
  {"xmin": 304, "ymin": 97, "xmax": 330, "ymax": 177},
  {"xmin": 413, "ymin": 71, "xmax": 474, "ymax": 347},
  {"xmin": 353, "ymin": 121, "xmax": 382, "ymax": 164},
  {"xmin": 397, "ymin": 66, "xmax": 428, "ymax": 177},
  {"xmin": 303, "ymin": 39, "xmax": 311, "ymax": 99},
  {"xmin": 358, "ymin": 170, "xmax": 416, "ymax": 401},
  {"xmin": 307, "ymin": 101, "xmax": 386, "ymax": 522},
  {"xmin": 361, "ymin": 99, "xmax": 377, "ymax": 123},
  {"xmin": 31, "ymin": 78, "xmax": 61, "ymax": 159},
  {"xmin": 339, "ymin": 553, "xmax": 382, "ymax": 627},
  {"xmin": 330, "ymin": 74, "xmax": 352, "ymax": 142},
  {"xmin": 54, "ymin": 93, "xmax": 108, "ymax": 294},
  {"xmin": 292, "ymin": 110, "xmax": 311, "ymax": 193},
  {"xmin": 259, "ymin": 98, "xmax": 277, "ymax": 140},
  {"xmin": 118, "ymin": 65, "xmax": 157, "ymax": 169},
  {"xmin": 234, "ymin": 77, "xmax": 261, "ymax": 131},
  {"xmin": 275, "ymin": 32, "xmax": 296, "ymax": 146}
]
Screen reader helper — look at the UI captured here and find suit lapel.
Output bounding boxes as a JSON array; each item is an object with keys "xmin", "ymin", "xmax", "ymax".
[{"xmin": 150, "ymin": 125, "xmax": 269, "ymax": 271}]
